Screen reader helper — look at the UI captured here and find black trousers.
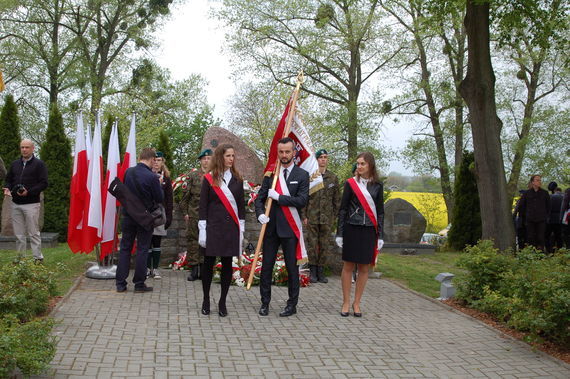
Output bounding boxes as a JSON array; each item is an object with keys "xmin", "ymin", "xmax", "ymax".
[
  {"xmin": 260, "ymin": 233, "xmax": 299, "ymax": 307},
  {"xmin": 116, "ymin": 215, "xmax": 152, "ymax": 289},
  {"xmin": 545, "ymin": 223, "xmax": 563, "ymax": 254},
  {"xmin": 526, "ymin": 221, "xmax": 546, "ymax": 251}
]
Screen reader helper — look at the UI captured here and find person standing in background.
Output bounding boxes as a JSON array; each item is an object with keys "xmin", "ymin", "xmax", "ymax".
[
  {"xmin": 518, "ymin": 175, "xmax": 550, "ymax": 252},
  {"xmin": 3, "ymin": 139, "xmax": 48, "ymax": 261},
  {"xmin": 180, "ymin": 149, "xmax": 212, "ymax": 281},
  {"xmin": 147, "ymin": 152, "xmax": 173, "ymax": 279}
]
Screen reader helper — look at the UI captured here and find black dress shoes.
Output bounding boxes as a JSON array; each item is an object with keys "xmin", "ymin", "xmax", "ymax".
[
  {"xmin": 134, "ymin": 286, "xmax": 153, "ymax": 293},
  {"xmin": 201, "ymin": 299, "xmax": 210, "ymax": 315},
  {"xmin": 259, "ymin": 304, "xmax": 269, "ymax": 316},
  {"xmin": 187, "ymin": 265, "xmax": 200, "ymax": 281},
  {"xmin": 279, "ymin": 306, "xmax": 297, "ymax": 317},
  {"xmin": 218, "ymin": 301, "xmax": 227, "ymax": 317}
]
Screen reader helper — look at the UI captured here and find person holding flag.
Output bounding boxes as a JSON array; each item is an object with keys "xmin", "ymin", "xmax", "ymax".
[
  {"xmin": 255, "ymin": 137, "xmax": 310, "ymax": 317},
  {"xmin": 198, "ymin": 144, "xmax": 245, "ymax": 317},
  {"xmin": 336, "ymin": 152, "xmax": 384, "ymax": 318}
]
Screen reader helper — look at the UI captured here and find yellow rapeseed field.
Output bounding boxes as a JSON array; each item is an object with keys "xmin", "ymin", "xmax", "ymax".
[{"xmin": 389, "ymin": 192, "xmax": 449, "ymax": 233}]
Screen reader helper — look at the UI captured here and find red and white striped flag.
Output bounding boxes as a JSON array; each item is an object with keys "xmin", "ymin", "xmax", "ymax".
[
  {"xmin": 100, "ymin": 121, "xmax": 121, "ymax": 259},
  {"xmin": 264, "ymin": 98, "xmax": 323, "ymax": 193},
  {"xmin": 67, "ymin": 114, "xmax": 88, "ymax": 253},
  {"xmin": 81, "ymin": 114, "xmax": 104, "ymax": 253},
  {"xmin": 119, "ymin": 113, "xmax": 137, "ymax": 180}
]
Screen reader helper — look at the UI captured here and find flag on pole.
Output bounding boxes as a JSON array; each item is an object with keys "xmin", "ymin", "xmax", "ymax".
[
  {"xmin": 67, "ymin": 114, "xmax": 88, "ymax": 253},
  {"xmin": 119, "ymin": 113, "xmax": 137, "ymax": 180},
  {"xmin": 85, "ymin": 122, "xmax": 93, "ymax": 163},
  {"xmin": 263, "ymin": 98, "xmax": 323, "ymax": 193},
  {"xmin": 100, "ymin": 121, "xmax": 121, "ymax": 259},
  {"xmin": 81, "ymin": 114, "xmax": 103, "ymax": 253}
]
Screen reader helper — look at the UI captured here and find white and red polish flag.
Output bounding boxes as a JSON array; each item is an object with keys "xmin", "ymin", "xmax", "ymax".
[
  {"xmin": 85, "ymin": 121, "xmax": 92, "ymax": 162},
  {"xmin": 100, "ymin": 121, "xmax": 121, "ymax": 259},
  {"xmin": 119, "ymin": 113, "xmax": 137, "ymax": 180},
  {"xmin": 263, "ymin": 98, "xmax": 323, "ymax": 194},
  {"xmin": 67, "ymin": 114, "xmax": 88, "ymax": 253},
  {"xmin": 81, "ymin": 114, "xmax": 104, "ymax": 253}
]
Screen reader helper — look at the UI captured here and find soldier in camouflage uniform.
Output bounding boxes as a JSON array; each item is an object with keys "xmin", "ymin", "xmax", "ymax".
[
  {"xmin": 303, "ymin": 149, "xmax": 340, "ymax": 283},
  {"xmin": 180, "ymin": 149, "xmax": 212, "ymax": 281}
]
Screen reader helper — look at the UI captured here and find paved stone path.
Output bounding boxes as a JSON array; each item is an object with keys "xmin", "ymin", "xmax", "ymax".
[{"xmin": 43, "ymin": 270, "xmax": 569, "ymax": 378}]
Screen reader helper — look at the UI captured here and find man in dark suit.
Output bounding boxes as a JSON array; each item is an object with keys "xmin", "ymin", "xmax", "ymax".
[
  {"xmin": 255, "ymin": 137, "xmax": 310, "ymax": 317},
  {"xmin": 116, "ymin": 148, "xmax": 164, "ymax": 293}
]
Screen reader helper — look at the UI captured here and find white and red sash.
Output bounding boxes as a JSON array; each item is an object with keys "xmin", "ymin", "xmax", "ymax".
[
  {"xmin": 204, "ymin": 173, "xmax": 239, "ymax": 227},
  {"xmin": 347, "ymin": 177, "xmax": 379, "ymax": 264},
  {"xmin": 275, "ymin": 168, "xmax": 308, "ymax": 264}
]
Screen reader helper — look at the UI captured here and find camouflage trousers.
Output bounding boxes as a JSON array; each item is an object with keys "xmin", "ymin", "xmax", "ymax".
[
  {"xmin": 186, "ymin": 218, "xmax": 204, "ymax": 266},
  {"xmin": 305, "ymin": 223, "xmax": 334, "ymax": 266}
]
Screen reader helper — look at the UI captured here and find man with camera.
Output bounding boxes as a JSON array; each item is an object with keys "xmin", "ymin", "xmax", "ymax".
[{"xmin": 3, "ymin": 139, "xmax": 48, "ymax": 261}]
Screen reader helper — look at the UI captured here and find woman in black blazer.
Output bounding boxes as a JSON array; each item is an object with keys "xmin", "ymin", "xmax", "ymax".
[
  {"xmin": 336, "ymin": 152, "xmax": 384, "ymax": 318},
  {"xmin": 198, "ymin": 144, "xmax": 245, "ymax": 317}
]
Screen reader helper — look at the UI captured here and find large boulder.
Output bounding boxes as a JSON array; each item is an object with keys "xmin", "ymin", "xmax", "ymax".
[
  {"xmin": 202, "ymin": 127, "xmax": 264, "ymax": 184},
  {"xmin": 383, "ymin": 198, "xmax": 426, "ymax": 243}
]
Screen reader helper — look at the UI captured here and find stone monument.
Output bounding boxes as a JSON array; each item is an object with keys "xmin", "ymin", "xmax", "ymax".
[
  {"xmin": 383, "ymin": 198, "xmax": 426, "ymax": 244},
  {"xmin": 202, "ymin": 127, "xmax": 264, "ymax": 184}
]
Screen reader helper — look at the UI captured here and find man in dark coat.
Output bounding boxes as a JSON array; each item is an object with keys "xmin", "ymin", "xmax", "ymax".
[
  {"xmin": 3, "ymin": 139, "xmax": 48, "ymax": 261},
  {"xmin": 518, "ymin": 175, "xmax": 550, "ymax": 252},
  {"xmin": 255, "ymin": 137, "xmax": 309, "ymax": 317},
  {"xmin": 116, "ymin": 148, "xmax": 163, "ymax": 293},
  {"xmin": 545, "ymin": 182, "xmax": 563, "ymax": 254}
]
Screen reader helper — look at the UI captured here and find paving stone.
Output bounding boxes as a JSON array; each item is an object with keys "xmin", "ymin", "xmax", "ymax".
[{"xmin": 35, "ymin": 270, "xmax": 570, "ymax": 378}]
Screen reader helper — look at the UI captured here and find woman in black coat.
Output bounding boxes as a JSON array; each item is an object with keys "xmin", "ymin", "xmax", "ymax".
[
  {"xmin": 146, "ymin": 153, "xmax": 173, "ymax": 279},
  {"xmin": 198, "ymin": 144, "xmax": 245, "ymax": 317},
  {"xmin": 336, "ymin": 152, "xmax": 384, "ymax": 318}
]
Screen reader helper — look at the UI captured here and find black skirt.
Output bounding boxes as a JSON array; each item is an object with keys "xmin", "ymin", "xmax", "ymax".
[{"xmin": 342, "ymin": 223, "xmax": 376, "ymax": 264}]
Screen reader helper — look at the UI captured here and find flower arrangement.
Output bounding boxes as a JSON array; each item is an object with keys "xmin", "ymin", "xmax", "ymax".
[
  {"xmin": 170, "ymin": 251, "xmax": 189, "ymax": 270},
  {"xmin": 210, "ymin": 250, "xmax": 311, "ymax": 287},
  {"xmin": 172, "ymin": 169, "xmax": 197, "ymax": 192}
]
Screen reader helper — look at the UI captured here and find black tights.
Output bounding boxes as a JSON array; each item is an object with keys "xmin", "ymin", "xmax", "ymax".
[{"xmin": 201, "ymin": 256, "xmax": 233, "ymax": 308}]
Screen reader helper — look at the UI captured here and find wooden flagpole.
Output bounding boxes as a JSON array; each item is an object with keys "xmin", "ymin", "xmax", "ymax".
[{"xmin": 246, "ymin": 71, "xmax": 305, "ymax": 290}]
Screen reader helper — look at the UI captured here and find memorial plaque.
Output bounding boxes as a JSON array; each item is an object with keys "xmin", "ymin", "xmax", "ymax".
[{"xmin": 394, "ymin": 212, "xmax": 411, "ymax": 226}]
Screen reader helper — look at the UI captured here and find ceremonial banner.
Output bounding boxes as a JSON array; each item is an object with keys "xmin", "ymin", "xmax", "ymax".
[
  {"xmin": 100, "ymin": 122, "xmax": 121, "ymax": 259},
  {"xmin": 67, "ymin": 114, "xmax": 88, "ymax": 253},
  {"xmin": 81, "ymin": 114, "xmax": 103, "ymax": 253},
  {"xmin": 263, "ymin": 99, "xmax": 323, "ymax": 194}
]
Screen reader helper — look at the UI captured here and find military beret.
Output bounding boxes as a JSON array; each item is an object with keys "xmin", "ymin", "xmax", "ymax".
[
  {"xmin": 198, "ymin": 149, "xmax": 213, "ymax": 160},
  {"xmin": 315, "ymin": 149, "xmax": 328, "ymax": 158},
  {"xmin": 155, "ymin": 151, "xmax": 164, "ymax": 158}
]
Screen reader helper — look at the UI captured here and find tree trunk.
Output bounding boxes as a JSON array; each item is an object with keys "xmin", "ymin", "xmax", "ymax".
[
  {"xmin": 415, "ymin": 30, "xmax": 454, "ymax": 220},
  {"xmin": 459, "ymin": 0, "xmax": 515, "ymax": 251}
]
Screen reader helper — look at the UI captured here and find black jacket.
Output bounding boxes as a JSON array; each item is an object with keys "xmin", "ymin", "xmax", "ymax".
[
  {"xmin": 4, "ymin": 155, "xmax": 48, "ymax": 204},
  {"xmin": 122, "ymin": 163, "xmax": 164, "ymax": 217},
  {"xmin": 255, "ymin": 165, "xmax": 309, "ymax": 238},
  {"xmin": 337, "ymin": 179, "xmax": 384, "ymax": 239},
  {"xmin": 518, "ymin": 187, "xmax": 550, "ymax": 224},
  {"xmin": 548, "ymin": 192, "xmax": 564, "ymax": 224}
]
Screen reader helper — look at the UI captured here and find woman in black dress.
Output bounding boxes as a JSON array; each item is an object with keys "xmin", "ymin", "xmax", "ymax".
[
  {"xmin": 336, "ymin": 152, "xmax": 384, "ymax": 317},
  {"xmin": 198, "ymin": 144, "xmax": 245, "ymax": 317}
]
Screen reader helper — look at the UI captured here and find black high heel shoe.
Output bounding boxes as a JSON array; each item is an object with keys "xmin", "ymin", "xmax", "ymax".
[
  {"xmin": 201, "ymin": 299, "xmax": 210, "ymax": 315},
  {"xmin": 218, "ymin": 301, "xmax": 228, "ymax": 317},
  {"xmin": 352, "ymin": 304, "xmax": 362, "ymax": 318},
  {"xmin": 340, "ymin": 304, "xmax": 350, "ymax": 317}
]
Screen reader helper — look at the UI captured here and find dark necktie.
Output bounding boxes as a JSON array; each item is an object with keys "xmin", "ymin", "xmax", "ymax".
[{"xmin": 283, "ymin": 168, "xmax": 288, "ymax": 181}]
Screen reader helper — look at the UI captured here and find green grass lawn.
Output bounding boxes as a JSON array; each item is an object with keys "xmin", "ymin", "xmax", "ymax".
[
  {"xmin": 0, "ymin": 244, "xmax": 94, "ymax": 296},
  {"xmin": 376, "ymin": 251, "xmax": 466, "ymax": 298}
]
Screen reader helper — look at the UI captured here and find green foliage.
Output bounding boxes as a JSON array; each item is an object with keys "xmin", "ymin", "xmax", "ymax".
[
  {"xmin": 456, "ymin": 241, "xmax": 570, "ymax": 346},
  {"xmin": 156, "ymin": 128, "xmax": 173, "ymax": 170},
  {"xmin": 41, "ymin": 103, "xmax": 72, "ymax": 240},
  {"xmin": 0, "ymin": 315, "xmax": 56, "ymax": 377},
  {"xmin": 448, "ymin": 151, "xmax": 481, "ymax": 250},
  {"xmin": 455, "ymin": 240, "xmax": 512, "ymax": 302},
  {"xmin": 0, "ymin": 257, "xmax": 59, "ymax": 322},
  {"xmin": 0, "ymin": 94, "xmax": 21, "ymax": 164}
]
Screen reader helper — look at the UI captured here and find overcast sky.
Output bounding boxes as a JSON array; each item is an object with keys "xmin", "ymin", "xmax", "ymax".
[{"xmin": 153, "ymin": 0, "xmax": 414, "ymax": 175}]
